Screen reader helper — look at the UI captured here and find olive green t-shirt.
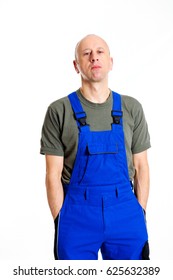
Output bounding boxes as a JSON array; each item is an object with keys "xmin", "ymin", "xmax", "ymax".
[{"xmin": 40, "ymin": 89, "xmax": 151, "ymax": 183}]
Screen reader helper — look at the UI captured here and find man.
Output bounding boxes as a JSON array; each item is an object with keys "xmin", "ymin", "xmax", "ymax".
[{"xmin": 40, "ymin": 34, "xmax": 151, "ymax": 260}]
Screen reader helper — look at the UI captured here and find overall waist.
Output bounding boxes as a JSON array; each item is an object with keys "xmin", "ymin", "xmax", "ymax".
[{"xmin": 63, "ymin": 182, "xmax": 133, "ymax": 196}]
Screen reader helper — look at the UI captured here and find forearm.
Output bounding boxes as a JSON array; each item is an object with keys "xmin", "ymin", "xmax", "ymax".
[
  {"xmin": 134, "ymin": 163, "xmax": 150, "ymax": 211},
  {"xmin": 46, "ymin": 174, "xmax": 64, "ymax": 220}
]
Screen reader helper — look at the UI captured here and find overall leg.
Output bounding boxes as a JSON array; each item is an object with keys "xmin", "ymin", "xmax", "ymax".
[
  {"xmin": 54, "ymin": 192, "xmax": 104, "ymax": 260},
  {"xmin": 101, "ymin": 192, "xmax": 149, "ymax": 260}
]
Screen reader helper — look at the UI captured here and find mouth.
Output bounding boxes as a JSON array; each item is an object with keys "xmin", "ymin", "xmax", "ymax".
[{"xmin": 91, "ymin": 65, "xmax": 101, "ymax": 70}]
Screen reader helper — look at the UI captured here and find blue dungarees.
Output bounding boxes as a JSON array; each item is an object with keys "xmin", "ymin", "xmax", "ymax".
[{"xmin": 54, "ymin": 91, "xmax": 149, "ymax": 260}]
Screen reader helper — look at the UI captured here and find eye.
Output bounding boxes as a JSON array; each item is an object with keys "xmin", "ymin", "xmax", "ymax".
[
  {"xmin": 98, "ymin": 50, "xmax": 104, "ymax": 54},
  {"xmin": 83, "ymin": 51, "xmax": 91, "ymax": 56}
]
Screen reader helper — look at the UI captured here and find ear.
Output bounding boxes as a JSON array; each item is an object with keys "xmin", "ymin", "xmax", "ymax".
[
  {"xmin": 110, "ymin": 57, "xmax": 113, "ymax": 71},
  {"xmin": 73, "ymin": 60, "xmax": 80, "ymax": 74}
]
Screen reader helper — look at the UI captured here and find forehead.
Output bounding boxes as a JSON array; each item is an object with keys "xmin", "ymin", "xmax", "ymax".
[{"xmin": 76, "ymin": 35, "xmax": 110, "ymax": 54}]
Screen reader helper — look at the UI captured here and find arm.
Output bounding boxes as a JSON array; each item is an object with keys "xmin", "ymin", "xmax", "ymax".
[
  {"xmin": 133, "ymin": 150, "xmax": 150, "ymax": 211},
  {"xmin": 45, "ymin": 155, "xmax": 64, "ymax": 220}
]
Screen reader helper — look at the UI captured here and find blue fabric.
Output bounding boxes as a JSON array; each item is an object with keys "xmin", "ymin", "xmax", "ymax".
[{"xmin": 54, "ymin": 91, "xmax": 148, "ymax": 260}]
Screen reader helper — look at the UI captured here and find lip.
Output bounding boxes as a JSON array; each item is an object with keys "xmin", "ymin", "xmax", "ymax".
[{"xmin": 91, "ymin": 65, "xmax": 101, "ymax": 70}]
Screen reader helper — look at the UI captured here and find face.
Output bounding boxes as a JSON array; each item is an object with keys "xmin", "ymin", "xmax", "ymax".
[{"xmin": 73, "ymin": 35, "xmax": 113, "ymax": 83}]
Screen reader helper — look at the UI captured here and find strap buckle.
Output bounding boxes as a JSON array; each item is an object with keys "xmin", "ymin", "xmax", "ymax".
[
  {"xmin": 112, "ymin": 110, "xmax": 123, "ymax": 124},
  {"xmin": 75, "ymin": 111, "xmax": 87, "ymax": 126}
]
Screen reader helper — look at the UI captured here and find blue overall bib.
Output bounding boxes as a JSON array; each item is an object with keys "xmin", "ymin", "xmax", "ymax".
[{"xmin": 54, "ymin": 91, "xmax": 149, "ymax": 260}]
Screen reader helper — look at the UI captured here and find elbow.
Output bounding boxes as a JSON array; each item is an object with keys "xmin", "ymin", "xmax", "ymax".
[{"xmin": 45, "ymin": 172, "xmax": 62, "ymax": 189}]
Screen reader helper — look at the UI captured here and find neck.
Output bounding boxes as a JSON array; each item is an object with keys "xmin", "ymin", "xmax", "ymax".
[{"xmin": 80, "ymin": 81, "xmax": 110, "ymax": 103}]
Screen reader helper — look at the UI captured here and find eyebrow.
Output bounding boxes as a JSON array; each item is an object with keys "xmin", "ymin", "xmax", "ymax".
[
  {"xmin": 82, "ymin": 48, "xmax": 91, "ymax": 53},
  {"xmin": 82, "ymin": 47, "xmax": 105, "ymax": 52}
]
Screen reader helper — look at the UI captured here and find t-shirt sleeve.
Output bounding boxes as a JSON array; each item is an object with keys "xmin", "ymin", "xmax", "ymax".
[
  {"xmin": 131, "ymin": 101, "xmax": 151, "ymax": 154},
  {"xmin": 40, "ymin": 106, "xmax": 64, "ymax": 156}
]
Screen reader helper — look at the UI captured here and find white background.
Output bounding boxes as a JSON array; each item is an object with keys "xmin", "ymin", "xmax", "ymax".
[{"xmin": 0, "ymin": 0, "xmax": 173, "ymax": 262}]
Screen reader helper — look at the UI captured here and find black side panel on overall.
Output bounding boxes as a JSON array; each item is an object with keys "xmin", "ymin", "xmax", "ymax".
[
  {"xmin": 142, "ymin": 241, "xmax": 150, "ymax": 260},
  {"xmin": 54, "ymin": 215, "xmax": 59, "ymax": 260}
]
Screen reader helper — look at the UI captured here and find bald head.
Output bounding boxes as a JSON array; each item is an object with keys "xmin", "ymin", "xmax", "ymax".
[{"xmin": 75, "ymin": 34, "xmax": 110, "ymax": 61}]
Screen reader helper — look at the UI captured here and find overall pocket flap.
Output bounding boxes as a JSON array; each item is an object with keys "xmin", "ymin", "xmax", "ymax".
[{"xmin": 88, "ymin": 143, "xmax": 118, "ymax": 154}]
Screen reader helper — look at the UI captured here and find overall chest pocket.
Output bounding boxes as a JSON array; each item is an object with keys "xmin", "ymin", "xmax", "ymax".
[
  {"xmin": 88, "ymin": 143, "xmax": 118, "ymax": 154},
  {"xmin": 79, "ymin": 142, "xmax": 120, "ymax": 185}
]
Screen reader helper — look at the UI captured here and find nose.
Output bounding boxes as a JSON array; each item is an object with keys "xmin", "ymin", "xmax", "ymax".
[
  {"xmin": 90, "ymin": 52, "xmax": 99, "ymax": 62},
  {"xmin": 91, "ymin": 58, "xmax": 99, "ymax": 62}
]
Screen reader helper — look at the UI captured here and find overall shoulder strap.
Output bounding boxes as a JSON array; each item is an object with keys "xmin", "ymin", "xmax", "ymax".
[
  {"xmin": 68, "ymin": 92, "xmax": 88, "ymax": 128},
  {"xmin": 111, "ymin": 91, "xmax": 123, "ymax": 125}
]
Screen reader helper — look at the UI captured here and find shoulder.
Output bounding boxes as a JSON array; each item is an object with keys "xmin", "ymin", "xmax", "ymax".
[
  {"xmin": 48, "ymin": 96, "xmax": 71, "ymax": 114},
  {"xmin": 45, "ymin": 94, "xmax": 76, "ymax": 129},
  {"xmin": 121, "ymin": 94, "xmax": 142, "ymax": 109},
  {"xmin": 121, "ymin": 94, "xmax": 144, "ymax": 117}
]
